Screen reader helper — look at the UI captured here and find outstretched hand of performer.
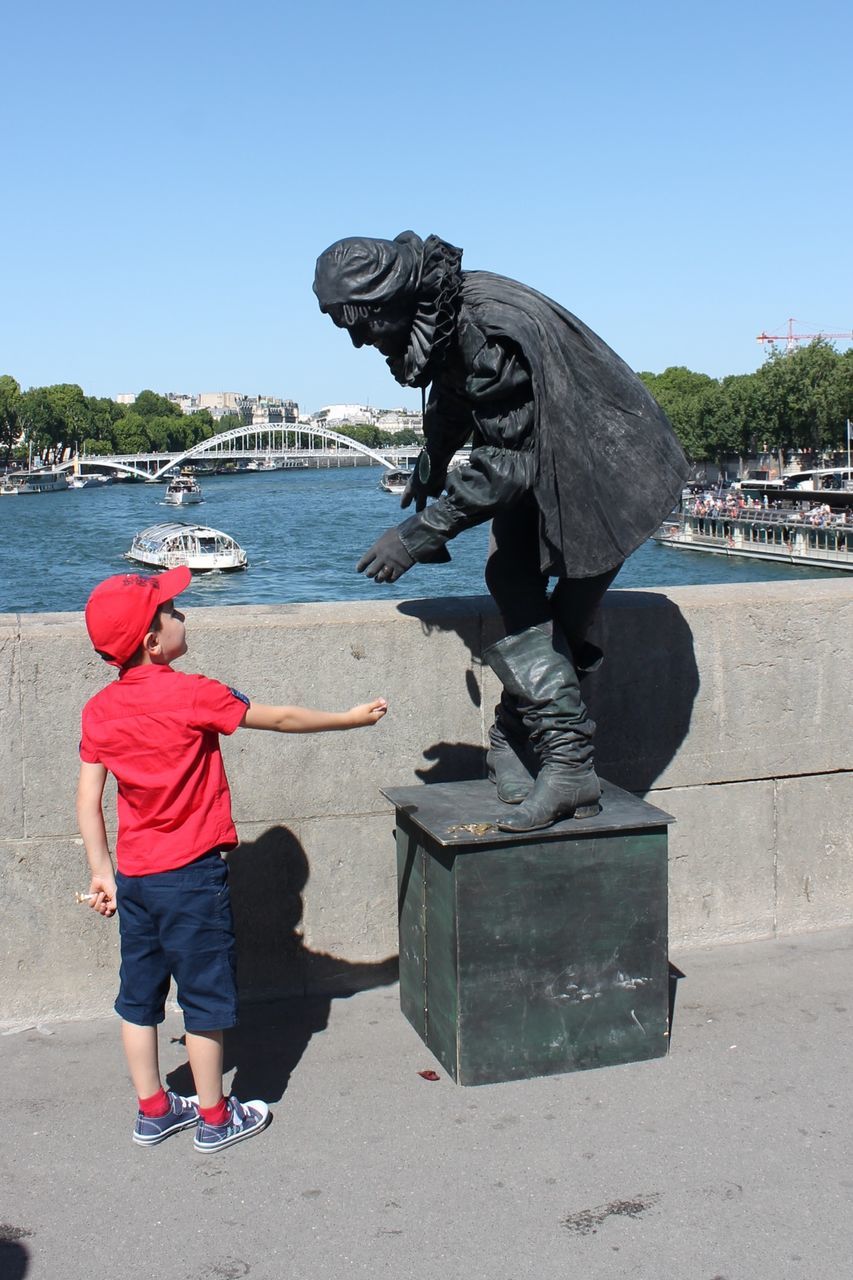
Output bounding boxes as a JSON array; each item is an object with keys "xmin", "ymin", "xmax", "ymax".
[{"xmin": 357, "ymin": 527, "xmax": 415, "ymax": 583}]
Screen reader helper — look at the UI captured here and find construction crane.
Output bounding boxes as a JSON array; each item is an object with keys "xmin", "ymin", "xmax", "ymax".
[{"xmin": 756, "ymin": 317, "xmax": 853, "ymax": 352}]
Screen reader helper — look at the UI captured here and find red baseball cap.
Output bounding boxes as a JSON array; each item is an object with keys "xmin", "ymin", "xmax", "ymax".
[{"xmin": 84, "ymin": 567, "xmax": 192, "ymax": 667}]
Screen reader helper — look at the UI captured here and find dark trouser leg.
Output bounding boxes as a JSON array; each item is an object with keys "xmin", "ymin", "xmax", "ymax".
[
  {"xmin": 482, "ymin": 503, "xmax": 621, "ymax": 829},
  {"xmin": 482, "ymin": 501, "xmax": 549, "ymax": 802},
  {"xmin": 551, "ymin": 563, "xmax": 622, "ymax": 674}
]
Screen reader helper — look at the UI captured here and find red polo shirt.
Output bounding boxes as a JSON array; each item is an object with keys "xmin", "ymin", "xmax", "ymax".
[{"xmin": 79, "ymin": 664, "xmax": 249, "ymax": 876}]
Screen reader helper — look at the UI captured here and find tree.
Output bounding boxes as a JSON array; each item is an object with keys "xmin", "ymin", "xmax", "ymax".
[
  {"xmin": 131, "ymin": 390, "xmax": 183, "ymax": 419},
  {"xmin": 755, "ymin": 339, "xmax": 841, "ymax": 464},
  {"xmin": 337, "ymin": 423, "xmax": 383, "ymax": 448},
  {"xmin": 185, "ymin": 409, "xmax": 216, "ymax": 447},
  {"xmin": 82, "ymin": 396, "xmax": 125, "ymax": 454},
  {"xmin": 113, "ymin": 412, "xmax": 153, "ymax": 454},
  {"xmin": 638, "ymin": 367, "xmax": 722, "ymax": 461},
  {"xmin": 707, "ymin": 374, "xmax": 767, "ymax": 474},
  {"xmin": 0, "ymin": 375, "xmax": 21, "ymax": 465},
  {"xmin": 827, "ymin": 348, "xmax": 853, "ymax": 452},
  {"xmin": 18, "ymin": 387, "xmax": 65, "ymax": 464}
]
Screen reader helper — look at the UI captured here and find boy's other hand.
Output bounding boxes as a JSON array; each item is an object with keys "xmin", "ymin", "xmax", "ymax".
[
  {"xmin": 349, "ymin": 698, "xmax": 388, "ymax": 727},
  {"xmin": 88, "ymin": 876, "xmax": 117, "ymax": 917}
]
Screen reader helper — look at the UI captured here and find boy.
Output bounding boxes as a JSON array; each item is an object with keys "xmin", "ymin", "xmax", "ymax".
[{"xmin": 77, "ymin": 567, "xmax": 387, "ymax": 1152}]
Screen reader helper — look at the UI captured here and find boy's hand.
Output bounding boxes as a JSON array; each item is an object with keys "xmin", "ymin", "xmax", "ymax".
[
  {"xmin": 348, "ymin": 698, "xmax": 388, "ymax": 727},
  {"xmin": 88, "ymin": 875, "xmax": 117, "ymax": 917}
]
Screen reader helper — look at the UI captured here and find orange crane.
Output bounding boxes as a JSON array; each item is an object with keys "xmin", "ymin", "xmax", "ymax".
[{"xmin": 756, "ymin": 317, "xmax": 853, "ymax": 352}]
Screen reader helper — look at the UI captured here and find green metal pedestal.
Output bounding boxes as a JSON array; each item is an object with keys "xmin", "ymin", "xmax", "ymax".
[{"xmin": 382, "ymin": 779, "xmax": 673, "ymax": 1086}]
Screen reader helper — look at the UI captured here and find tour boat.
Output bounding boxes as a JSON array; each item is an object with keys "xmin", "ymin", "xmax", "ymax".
[
  {"xmin": 379, "ymin": 468, "xmax": 412, "ymax": 495},
  {"xmin": 654, "ymin": 501, "xmax": 852, "ymax": 572},
  {"xmin": 127, "ymin": 521, "xmax": 248, "ymax": 573},
  {"xmin": 0, "ymin": 469, "xmax": 68, "ymax": 495},
  {"xmin": 164, "ymin": 476, "xmax": 203, "ymax": 505},
  {"xmin": 733, "ymin": 466, "xmax": 853, "ymax": 511}
]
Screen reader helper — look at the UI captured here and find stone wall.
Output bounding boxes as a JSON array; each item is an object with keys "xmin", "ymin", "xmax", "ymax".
[{"xmin": 1, "ymin": 578, "xmax": 850, "ymax": 1024}]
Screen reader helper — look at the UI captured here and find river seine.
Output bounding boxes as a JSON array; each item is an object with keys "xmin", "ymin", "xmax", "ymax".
[{"xmin": 0, "ymin": 465, "xmax": 841, "ymax": 615}]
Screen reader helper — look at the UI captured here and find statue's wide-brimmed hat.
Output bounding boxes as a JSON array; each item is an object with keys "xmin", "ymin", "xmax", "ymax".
[{"xmin": 313, "ymin": 231, "xmax": 424, "ymax": 317}]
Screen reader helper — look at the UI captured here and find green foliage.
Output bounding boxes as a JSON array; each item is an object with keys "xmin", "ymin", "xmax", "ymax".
[
  {"xmin": 131, "ymin": 390, "xmax": 183, "ymax": 419},
  {"xmin": 640, "ymin": 341, "xmax": 851, "ymax": 466},
  {"xmin": 18, "ymin": 387, "xmax": 68, "ymax": 464},
  {"xmin": 753, "ymin": 340, "xmax": 842, "ymax": 458},
  {"xmin": 638, "ymin": 367, "xmax": 722, "ymax": 460},
  {"xmin": 112, "ymin": 412, "xmax": 151, "ymax": 453},
  {"xmin": 337, "ymin": 423, "xmax": 384, "ymax": 448},
  {"xmin": 2, "ymin": 342, "xmax": 850, "ymax": 474},
  {"xmin": 710, "ymin": 374, "xmax": 767, "ymax": 460},
  {"xmin": 336, "ymin": 423, "xmax": 421, "ymax": 449},
  {"xmin": 0, "ymin": 374, "xmax": 22, "ymax": 464}
]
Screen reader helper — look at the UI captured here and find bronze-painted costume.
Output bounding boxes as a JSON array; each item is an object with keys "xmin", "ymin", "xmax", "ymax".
[{"xmin": 314, "ymin": 232, "xmax": 689, "ymax": 830}]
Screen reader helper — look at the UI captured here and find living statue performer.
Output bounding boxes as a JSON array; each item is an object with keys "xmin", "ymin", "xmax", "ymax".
[{"xmin": 313, "ymin": 232, "xmax": 689, "ymax": 832}]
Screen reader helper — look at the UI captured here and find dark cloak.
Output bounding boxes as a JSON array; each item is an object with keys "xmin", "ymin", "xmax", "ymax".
[{"xmin": 457, "ymin": 271, "xmax": 690, "ymax": 578}]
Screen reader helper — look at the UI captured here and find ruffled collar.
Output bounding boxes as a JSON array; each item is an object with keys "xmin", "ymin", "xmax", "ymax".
[{"xmin": 387, "ymin": 236, "xmax": 463, "ymax": 388}]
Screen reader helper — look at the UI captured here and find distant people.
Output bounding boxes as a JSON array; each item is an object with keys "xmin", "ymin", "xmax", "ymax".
[{"xmin": 77, "ymin": 569, "xmax": 387, "ymax": 1152}]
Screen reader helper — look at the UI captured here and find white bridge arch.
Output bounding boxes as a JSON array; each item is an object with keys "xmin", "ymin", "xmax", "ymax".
[{"xmin": 66, "ymin": 422, "xmax": 413, "ymax": 481}]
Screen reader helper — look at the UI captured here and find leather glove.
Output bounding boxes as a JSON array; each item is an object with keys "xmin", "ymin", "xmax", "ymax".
[
  {"xmin": 400, "ymin": 448, "xmax": 447, "ymax": 512},
  {"xmin": 356, "ymin": 527, "xmax": 416, "ymax": 583}
]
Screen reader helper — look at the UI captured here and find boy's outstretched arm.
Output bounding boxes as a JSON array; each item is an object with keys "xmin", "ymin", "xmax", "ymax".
[
  {"xmin": 240, "ymin": 698, "xmax": 387, "ymax": 734},
  {"xmin": 76, "ymin": 761, "xmax": 117, "ymax": 916}
]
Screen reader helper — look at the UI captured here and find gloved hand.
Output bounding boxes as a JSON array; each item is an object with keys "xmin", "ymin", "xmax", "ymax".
[
  {"xmin": 400, "ymin": 448, "xmax": 447, "ymax": 512},
  {"xmin": 356, "ymin": 527, "xmax": 416, "ymax": 583}
]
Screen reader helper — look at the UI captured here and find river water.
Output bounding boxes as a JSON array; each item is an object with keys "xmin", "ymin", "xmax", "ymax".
[{"xmin": 0, "ymin": 465, "xmax": 842, "ymax": 615}]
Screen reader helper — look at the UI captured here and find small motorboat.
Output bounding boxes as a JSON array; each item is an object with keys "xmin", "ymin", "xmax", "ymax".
[
  {"xmin": 379, "ymin": 468, "xmax": 412, "ymax": 495},
  {"xmin": 164, "ymin": 476, "xmax": 203, "ymax": 505},
  {"xmin": 127, "ymin": 521, "xmax": 248, "ymax": 573}
]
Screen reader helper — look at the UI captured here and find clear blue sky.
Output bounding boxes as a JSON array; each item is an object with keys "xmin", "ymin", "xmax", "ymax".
[{"xmin": 2, "ymin": 0, "xmax": 851, "ymax": 414}]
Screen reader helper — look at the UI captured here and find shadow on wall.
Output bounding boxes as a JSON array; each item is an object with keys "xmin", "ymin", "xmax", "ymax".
[
  {"xmin": 396, "ymin": 590, "xmax": 699, "ymax": 797},
  {"xmin": 396, "ymin": 595, "xmax": 495, "ymax": 784},
  {"xmin": 167, "ymin": 825, "xmax": 398, "ymax": 1106},
  {"xmin": 586, "ymin": 591, "xmax": 699, "ymax": 794}
]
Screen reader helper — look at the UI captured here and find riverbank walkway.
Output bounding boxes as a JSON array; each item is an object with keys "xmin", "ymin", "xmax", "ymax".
[{"xmin": 2, "ymin": 926, "xmax": 851, "ymax": 1280}]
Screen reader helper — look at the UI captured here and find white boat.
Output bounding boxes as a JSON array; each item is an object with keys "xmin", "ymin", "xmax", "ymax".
[
  {"xmin": 68, "ymin": 473, "xmax": 108, "ymax": 489},
  {"xmin": 654, "ymin": 501, "xmax": 853, "ymax": 572},
  {"xmin": 246, "ymin": 454, "xmax": 280, "ymax": 472},
  {"xmin": 164, "ymin": 476, "xmax": 203, "ymax": 505},
  {"xmin": 379, "ymin": 468, "xmax": 412, "ymax": 494},
  {"xmin": 732, "ymin": 466, "xmax": 853, "ymax": 511},
  {"xmin": 0, "ymin": 468, "xmax": 68, "ymax": 495},
  {"xmin": 127, "ymin": 521, "xmax": 248, "ymax": 573}
]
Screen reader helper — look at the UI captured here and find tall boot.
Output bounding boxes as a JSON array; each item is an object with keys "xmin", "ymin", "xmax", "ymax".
[
  {"xmin": 484, "ymin": 622, "xmax": 601, "ymax": 832},
  {"xmin": 484, "ymin": 686, "xmax": 534, "ymax": 804}
]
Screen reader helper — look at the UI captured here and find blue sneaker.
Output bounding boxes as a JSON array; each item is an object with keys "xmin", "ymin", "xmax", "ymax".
[
  {"xmin": 132, "ymin": 1091, "xmax": 200, "ymax": 1147},
  {"xmin": 193, "ymin": 1096, "xmax": 270, "ymax": 1153}
]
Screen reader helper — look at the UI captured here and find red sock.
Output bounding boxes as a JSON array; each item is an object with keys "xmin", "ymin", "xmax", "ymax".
[
  {"xmin": 138, "ymin": 1086, "xmax": 170, "ymax": 1117},
  {"xmin": 199, "ymin": 1097, "xmax": 230, "ymax": 1128}
]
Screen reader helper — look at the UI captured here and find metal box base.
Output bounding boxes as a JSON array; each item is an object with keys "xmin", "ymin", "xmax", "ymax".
[{"xmin": 383, "ymin": 778, "xmax": 673, "ymax": 1085}]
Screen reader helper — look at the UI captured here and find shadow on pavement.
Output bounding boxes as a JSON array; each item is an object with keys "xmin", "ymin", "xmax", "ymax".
[
  {"xmin": 0, "ymin": 1239, "xmax": 30, "ymax": 1279},
  {"xmin": 166, "ymin": 824, "xmax": 398, "ymax": 1106}
]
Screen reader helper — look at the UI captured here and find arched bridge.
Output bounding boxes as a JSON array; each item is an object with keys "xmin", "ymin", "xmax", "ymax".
[{"xmin": 62, "ymin": 422, "xmax": 417, "ymax": 481}]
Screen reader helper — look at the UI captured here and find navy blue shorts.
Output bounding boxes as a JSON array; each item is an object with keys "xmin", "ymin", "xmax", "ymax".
[{"xmin": 114, "ymin": 850, "xmax": 238, "ymax": 1032}]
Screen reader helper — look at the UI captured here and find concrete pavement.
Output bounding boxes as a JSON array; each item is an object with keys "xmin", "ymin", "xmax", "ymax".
[{"xmin": 2, "ymin": 926, "xmax": 851, "ymax": 1280}]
